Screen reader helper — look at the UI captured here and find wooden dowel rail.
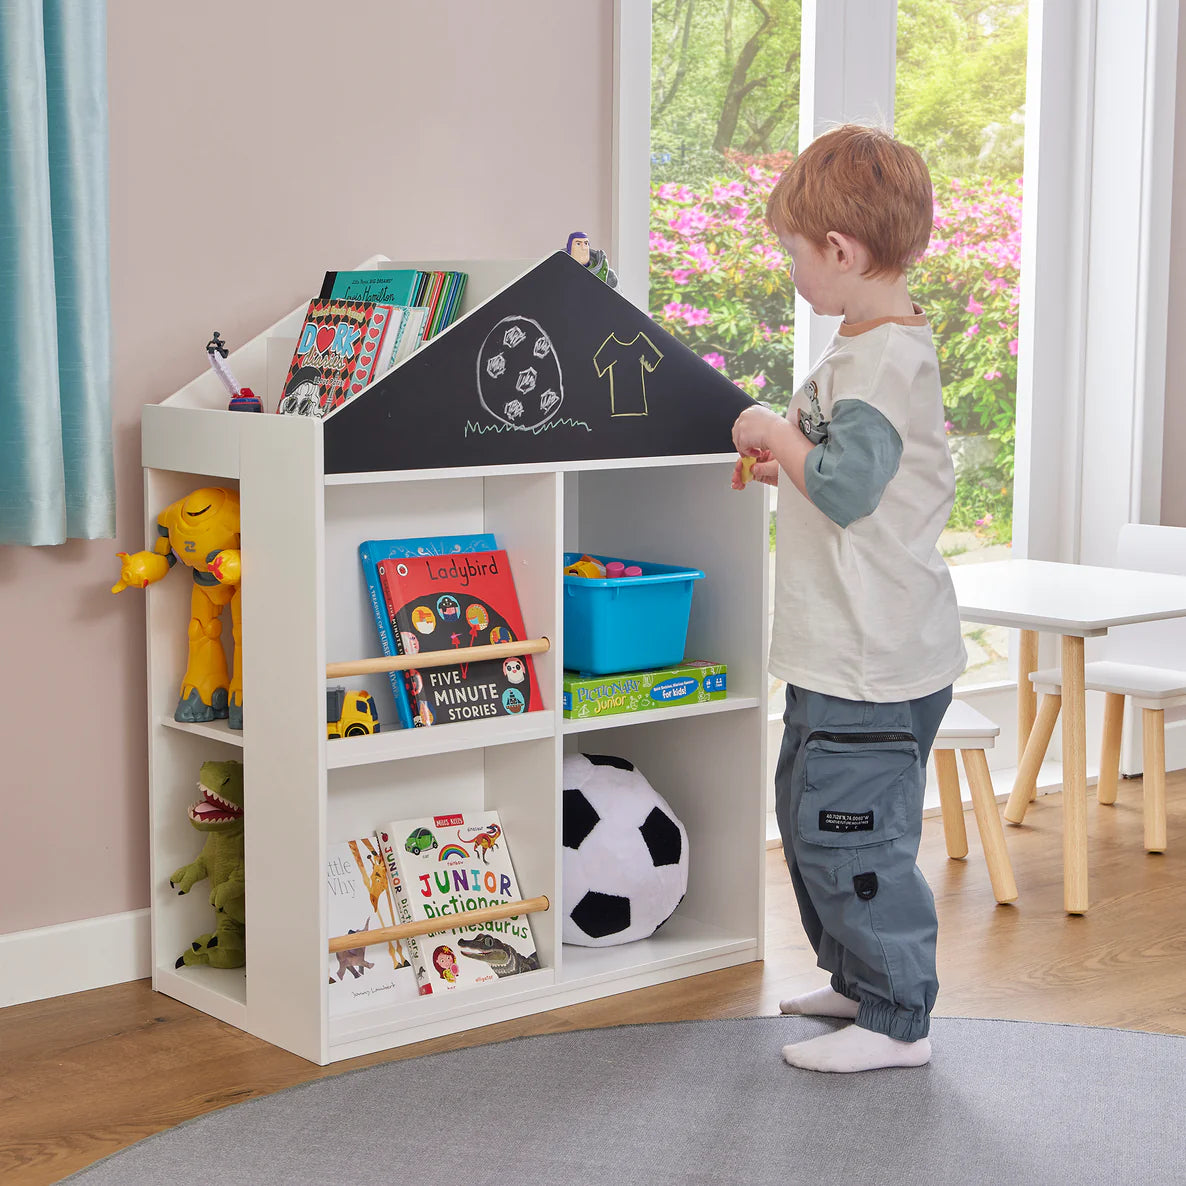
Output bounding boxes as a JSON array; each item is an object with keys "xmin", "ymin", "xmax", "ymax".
[
  {"xmin": 326, "ymin": 637, "xmax": 551, "ymax": 680},
  {"xmin": 328, "ymin": 894, "xmax": 550, "ymax": 953}
]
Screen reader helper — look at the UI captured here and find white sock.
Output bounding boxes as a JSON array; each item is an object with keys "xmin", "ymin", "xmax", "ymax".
[
  {"xmin": 778, "ymin": 986, "xmax": 860, "ymax": 1019},
  {"xmin": 782, "ymin": 1024, "xmax": 932, "ymax": 1073}
]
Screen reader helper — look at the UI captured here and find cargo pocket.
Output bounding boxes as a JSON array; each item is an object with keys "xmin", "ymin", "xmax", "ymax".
[{"xmin": 798, "ymin": 730, "xmax": 919, "ymax": 849}]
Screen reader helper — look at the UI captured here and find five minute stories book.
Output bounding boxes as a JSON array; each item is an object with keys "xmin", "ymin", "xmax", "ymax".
[
  {"xmin": 376, "ymin": 810, "xmax": 538, "ymax": 995},
  {"xmin": 377, "ymin": 548, "xmax": 543, "ymax": 727}
]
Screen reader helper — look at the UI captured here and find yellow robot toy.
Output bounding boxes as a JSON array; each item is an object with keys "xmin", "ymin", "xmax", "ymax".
[{"xmin": 113, "ymin": 487, "xmax": 244, "ymax": 729}]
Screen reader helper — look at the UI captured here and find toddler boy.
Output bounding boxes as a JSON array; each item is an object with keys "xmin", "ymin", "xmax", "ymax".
[{"xmin": 731, "ymin": 124, "xmax": 966, "ymax": 1073}]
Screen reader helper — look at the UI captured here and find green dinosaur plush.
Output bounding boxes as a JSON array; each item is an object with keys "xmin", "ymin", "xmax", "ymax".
[{"xmin": 170, "ymin": 759, "xmax": 245, "ymax": 969}]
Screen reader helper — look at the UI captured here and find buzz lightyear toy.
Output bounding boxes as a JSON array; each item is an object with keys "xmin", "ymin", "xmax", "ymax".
[
  {"xmin": 112, "ymin": 487, "xmax": 244, "ymax": 729},
  {"xmin": 566, "ymin": 231, "xmax": 619, "ymax": 289}
]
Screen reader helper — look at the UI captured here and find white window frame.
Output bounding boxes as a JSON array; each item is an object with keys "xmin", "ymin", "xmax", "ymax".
[{"xmin": 615, "ymin": 0, "xmax": 1178, "ymax": 784}]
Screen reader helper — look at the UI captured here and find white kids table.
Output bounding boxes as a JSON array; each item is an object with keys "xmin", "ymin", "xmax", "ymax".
[{"xmin": 949, "ymin": 558, "xmax": 1186, "ymax": 913}]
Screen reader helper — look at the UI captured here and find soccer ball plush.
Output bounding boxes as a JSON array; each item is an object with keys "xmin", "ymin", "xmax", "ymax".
[{"xmin": 562, "ymin": 753, "xmax": 689, "ymax": 946}]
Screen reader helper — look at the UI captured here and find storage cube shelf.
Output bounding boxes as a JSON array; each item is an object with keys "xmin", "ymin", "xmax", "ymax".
[{"xmin": 142, "ymin": 257, "xmax": 768, "ymax": 1064}]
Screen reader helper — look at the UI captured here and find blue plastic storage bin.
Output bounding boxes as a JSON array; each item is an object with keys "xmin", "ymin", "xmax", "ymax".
[{"xmin": 563, "ymin": 553, "xmax": 705, "ymax": 676}]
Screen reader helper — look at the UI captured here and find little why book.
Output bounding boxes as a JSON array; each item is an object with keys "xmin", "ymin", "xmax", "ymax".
[
  {"xmin": 376, "ymin": 810, "xmax": 539, "ymax": 995},
  {"xmin": 377, "ymin": 549, "xmax": 543, "ymax": 727},
  {"xmin": 326, "ymin": 836, "xmax": 418, "ymax": 1015}
]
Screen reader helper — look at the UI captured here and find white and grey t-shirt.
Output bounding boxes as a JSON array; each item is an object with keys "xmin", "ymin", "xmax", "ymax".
[{"xmin": 769, "ymin": 310, "xmax": 967, "ymax": 703}]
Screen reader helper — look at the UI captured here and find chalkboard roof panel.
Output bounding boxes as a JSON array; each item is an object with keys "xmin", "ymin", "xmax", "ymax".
[{"xmin": 322, "ymin": 251, "xmax": 755, "ymax": 475}]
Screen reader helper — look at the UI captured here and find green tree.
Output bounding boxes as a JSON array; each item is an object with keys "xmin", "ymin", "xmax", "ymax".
[
  {"xmin": 651, "ymin": 0, "xmax": 802, "ymax": 184},
  {"xmin": 895, "ymin": 0, "xmax": 1027, "ymax": 176}
]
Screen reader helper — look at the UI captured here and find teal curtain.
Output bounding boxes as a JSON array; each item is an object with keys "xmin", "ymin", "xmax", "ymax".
[{"xmin": 0, "ymin": 0, "xmax": 113, "ymax": 545}]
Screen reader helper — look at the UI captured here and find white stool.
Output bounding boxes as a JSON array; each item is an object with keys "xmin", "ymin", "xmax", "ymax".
[
  {"xmin": 933, "ymin": 700, "xmax": 1018, "ymax": 904},
  {"xmin": 1017, "ymin": 664, "xmax": 1183, "ymax": 852}
]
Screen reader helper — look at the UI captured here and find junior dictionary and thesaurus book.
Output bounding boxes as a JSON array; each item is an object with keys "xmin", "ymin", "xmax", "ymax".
[{"xmin": 375, "ymin": 810, "xmax": 538, "ymax": 995}]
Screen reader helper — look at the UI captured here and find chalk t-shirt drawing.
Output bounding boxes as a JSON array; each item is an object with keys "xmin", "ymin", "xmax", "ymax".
[{"xmin": 593, "ymin": 332, "xmax": 664, "ymax": 416}]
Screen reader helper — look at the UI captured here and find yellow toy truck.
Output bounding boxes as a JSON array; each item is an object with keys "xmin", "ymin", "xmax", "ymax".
[{"xmin": 326, "ymin": 686, "xmax": 380, "ymax": 739}]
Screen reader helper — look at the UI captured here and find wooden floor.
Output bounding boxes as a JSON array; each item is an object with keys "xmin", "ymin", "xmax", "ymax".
[{"xmin": 4, "ymin": 774, "xmax": 1185, "ymax": 1185}]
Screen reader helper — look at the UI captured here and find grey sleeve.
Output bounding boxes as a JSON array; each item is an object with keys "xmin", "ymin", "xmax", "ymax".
[{"xmin": 803, "ymin": 398, "xmax": 903, "ymax": 528}]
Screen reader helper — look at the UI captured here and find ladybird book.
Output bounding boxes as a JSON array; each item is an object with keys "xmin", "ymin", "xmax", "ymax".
[
  {"xmin": 326, "ymin": 836, "xmax": 418, "ymax": 1016},
  {"xmin": 375, "ymin": 811, "xmax": 539, "ymax": 996},
  {"xmin": 358, "ymin": 533, "xmax": 498, "ymax": 730},
  {"xmin": 377, "ymin": 548, "xmax": 543, "ymax": 727}
]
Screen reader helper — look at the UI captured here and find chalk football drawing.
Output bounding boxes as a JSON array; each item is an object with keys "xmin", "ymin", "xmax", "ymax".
[{"xmin": 477, "ymin": 315, "xmax": 565, "ymax": 431}]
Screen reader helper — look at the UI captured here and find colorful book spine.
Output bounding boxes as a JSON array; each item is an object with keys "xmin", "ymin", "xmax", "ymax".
[{"xmin": 375, "ymin": 827, "xmax": 432, "ymax": 995}]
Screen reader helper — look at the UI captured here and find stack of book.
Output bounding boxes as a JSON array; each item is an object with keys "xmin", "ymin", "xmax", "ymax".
[
  {"xmin": 329, "ymin": 810, "xmax": 539, "ymax": 1013},
  {"xmin": 358, "ymin": 533, "xmax": 543, "ymax": 729},
  {"xmin": 278, "ymin": 267, "xmax": 467, "ymax": 418}
]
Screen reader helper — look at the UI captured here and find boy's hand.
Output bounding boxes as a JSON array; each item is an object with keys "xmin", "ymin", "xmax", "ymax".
[
  {"xmin": 732, "ymin": 404, "xmax": 790, "ymax": 459},
  {"xmin": 731, "ymin": 451, "xmax": 778, "ymax": 489}
]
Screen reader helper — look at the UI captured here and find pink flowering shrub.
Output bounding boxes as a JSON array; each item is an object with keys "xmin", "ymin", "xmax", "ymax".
[
  {"xmin": 649, "ymin": 160, "xmax": 796, "ymax": 407},
  {"xmin": 913, "ymin": 177, "xmax": 1022, "ymax": 480},
  {"xmin": 649, "ymin": 163, "xmax": 1022, "ymax": 522}
]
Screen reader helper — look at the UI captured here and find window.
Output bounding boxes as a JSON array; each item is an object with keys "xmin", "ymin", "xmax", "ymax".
[
  {"xmin": 630, "ymin": 0, "xmax": 1176, "ymax": 782},
  {"xmin": 897, "ymin": 0, "xmax": 1028, "ymax": 689},
  {"xmin": 649, "ymin": 0, "xmax": 801, "ymax": 712}
]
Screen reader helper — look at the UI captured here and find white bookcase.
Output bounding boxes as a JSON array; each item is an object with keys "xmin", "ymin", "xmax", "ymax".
[{"xmin": 140, "ymin": 258, "xmax": 769, "ymax": 1064}]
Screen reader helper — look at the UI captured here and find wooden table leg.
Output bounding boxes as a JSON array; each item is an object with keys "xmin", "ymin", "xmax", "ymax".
[
  {"xmin": 1018, "ymin": 629, "xmax": 1039, "ymax": 800},
  {"xmin": 1062, "ymin": 635, "xmax": 1089, "ymax": 913}
]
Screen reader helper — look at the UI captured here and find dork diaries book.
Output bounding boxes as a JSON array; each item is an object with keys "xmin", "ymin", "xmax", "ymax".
[
  {"xmin": 376, "ymin": 549, "xmax": 543, "ymax": 727},
  {"xmin": 278, "ymin": 298, "xmax": 400, "ymax": 418}
]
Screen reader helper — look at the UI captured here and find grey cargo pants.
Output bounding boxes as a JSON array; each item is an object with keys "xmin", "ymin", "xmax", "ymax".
[{"xmin": 774, "ymin": 681, "xmax": 952, "ymax": 1042}]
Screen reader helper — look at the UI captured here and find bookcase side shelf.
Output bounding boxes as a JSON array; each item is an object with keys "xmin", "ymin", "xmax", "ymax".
[{"xmin": 142, "ymin": 255, "xmax": 768, "ymax": 1066}]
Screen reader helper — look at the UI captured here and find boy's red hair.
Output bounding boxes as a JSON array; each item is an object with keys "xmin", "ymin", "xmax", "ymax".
[{"xmin": 766, "ymin": 124, "xmax": 933, "ymax": 277}]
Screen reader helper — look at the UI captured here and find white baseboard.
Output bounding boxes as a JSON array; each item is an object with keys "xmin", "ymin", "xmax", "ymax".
[{"xmin": 0, "ymin": 908, "xmax": 150, "ymax": 1008}]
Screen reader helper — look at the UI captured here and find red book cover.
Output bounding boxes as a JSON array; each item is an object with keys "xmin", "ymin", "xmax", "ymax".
[
  {"xmin": 376, "ymin": 550, "xmax": 542, "ymax": 727},
  {"xmin": 278, "ymin": 298, "xmax": 399, "ymax": 418},
  {"xmin": 420, "ymin": 271, "xmax": 447, "ymax": 341}
]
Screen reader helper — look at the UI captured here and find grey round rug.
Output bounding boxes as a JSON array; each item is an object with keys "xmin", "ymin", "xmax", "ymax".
[{"xmin": 65, "ymin": 1016, "xmax": 1185, "ymax": 1185}]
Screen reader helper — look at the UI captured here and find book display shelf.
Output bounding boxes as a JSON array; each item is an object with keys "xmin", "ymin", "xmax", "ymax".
[{"xmin": 141, "ymin": 255, "xmax": 769, "ymax": 1064}]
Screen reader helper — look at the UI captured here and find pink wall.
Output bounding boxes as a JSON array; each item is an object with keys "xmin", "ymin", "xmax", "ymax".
[{"xmin": 0, "ymin": 1, "xmax": 612, "ymax": 935}]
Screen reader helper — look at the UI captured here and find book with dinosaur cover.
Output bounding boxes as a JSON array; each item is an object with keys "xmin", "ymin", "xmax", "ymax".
[
  {"xmin": 326, "ymin": 836, "xmax": 418, "ymax": 1015},
  {"xmin": 375, "ymin": 810, "xmax": 538, "ymax": 996},
  {"xmin": 358, "ymin": 533, "xmax": 498, "ymax": 729},
  {"xmin": 278, "ymin": 298, "xmax": 402, "ymax": 418},
  {"xmin": 376, "ymin": 548, "xmax": 543, "ymax": 727}
]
